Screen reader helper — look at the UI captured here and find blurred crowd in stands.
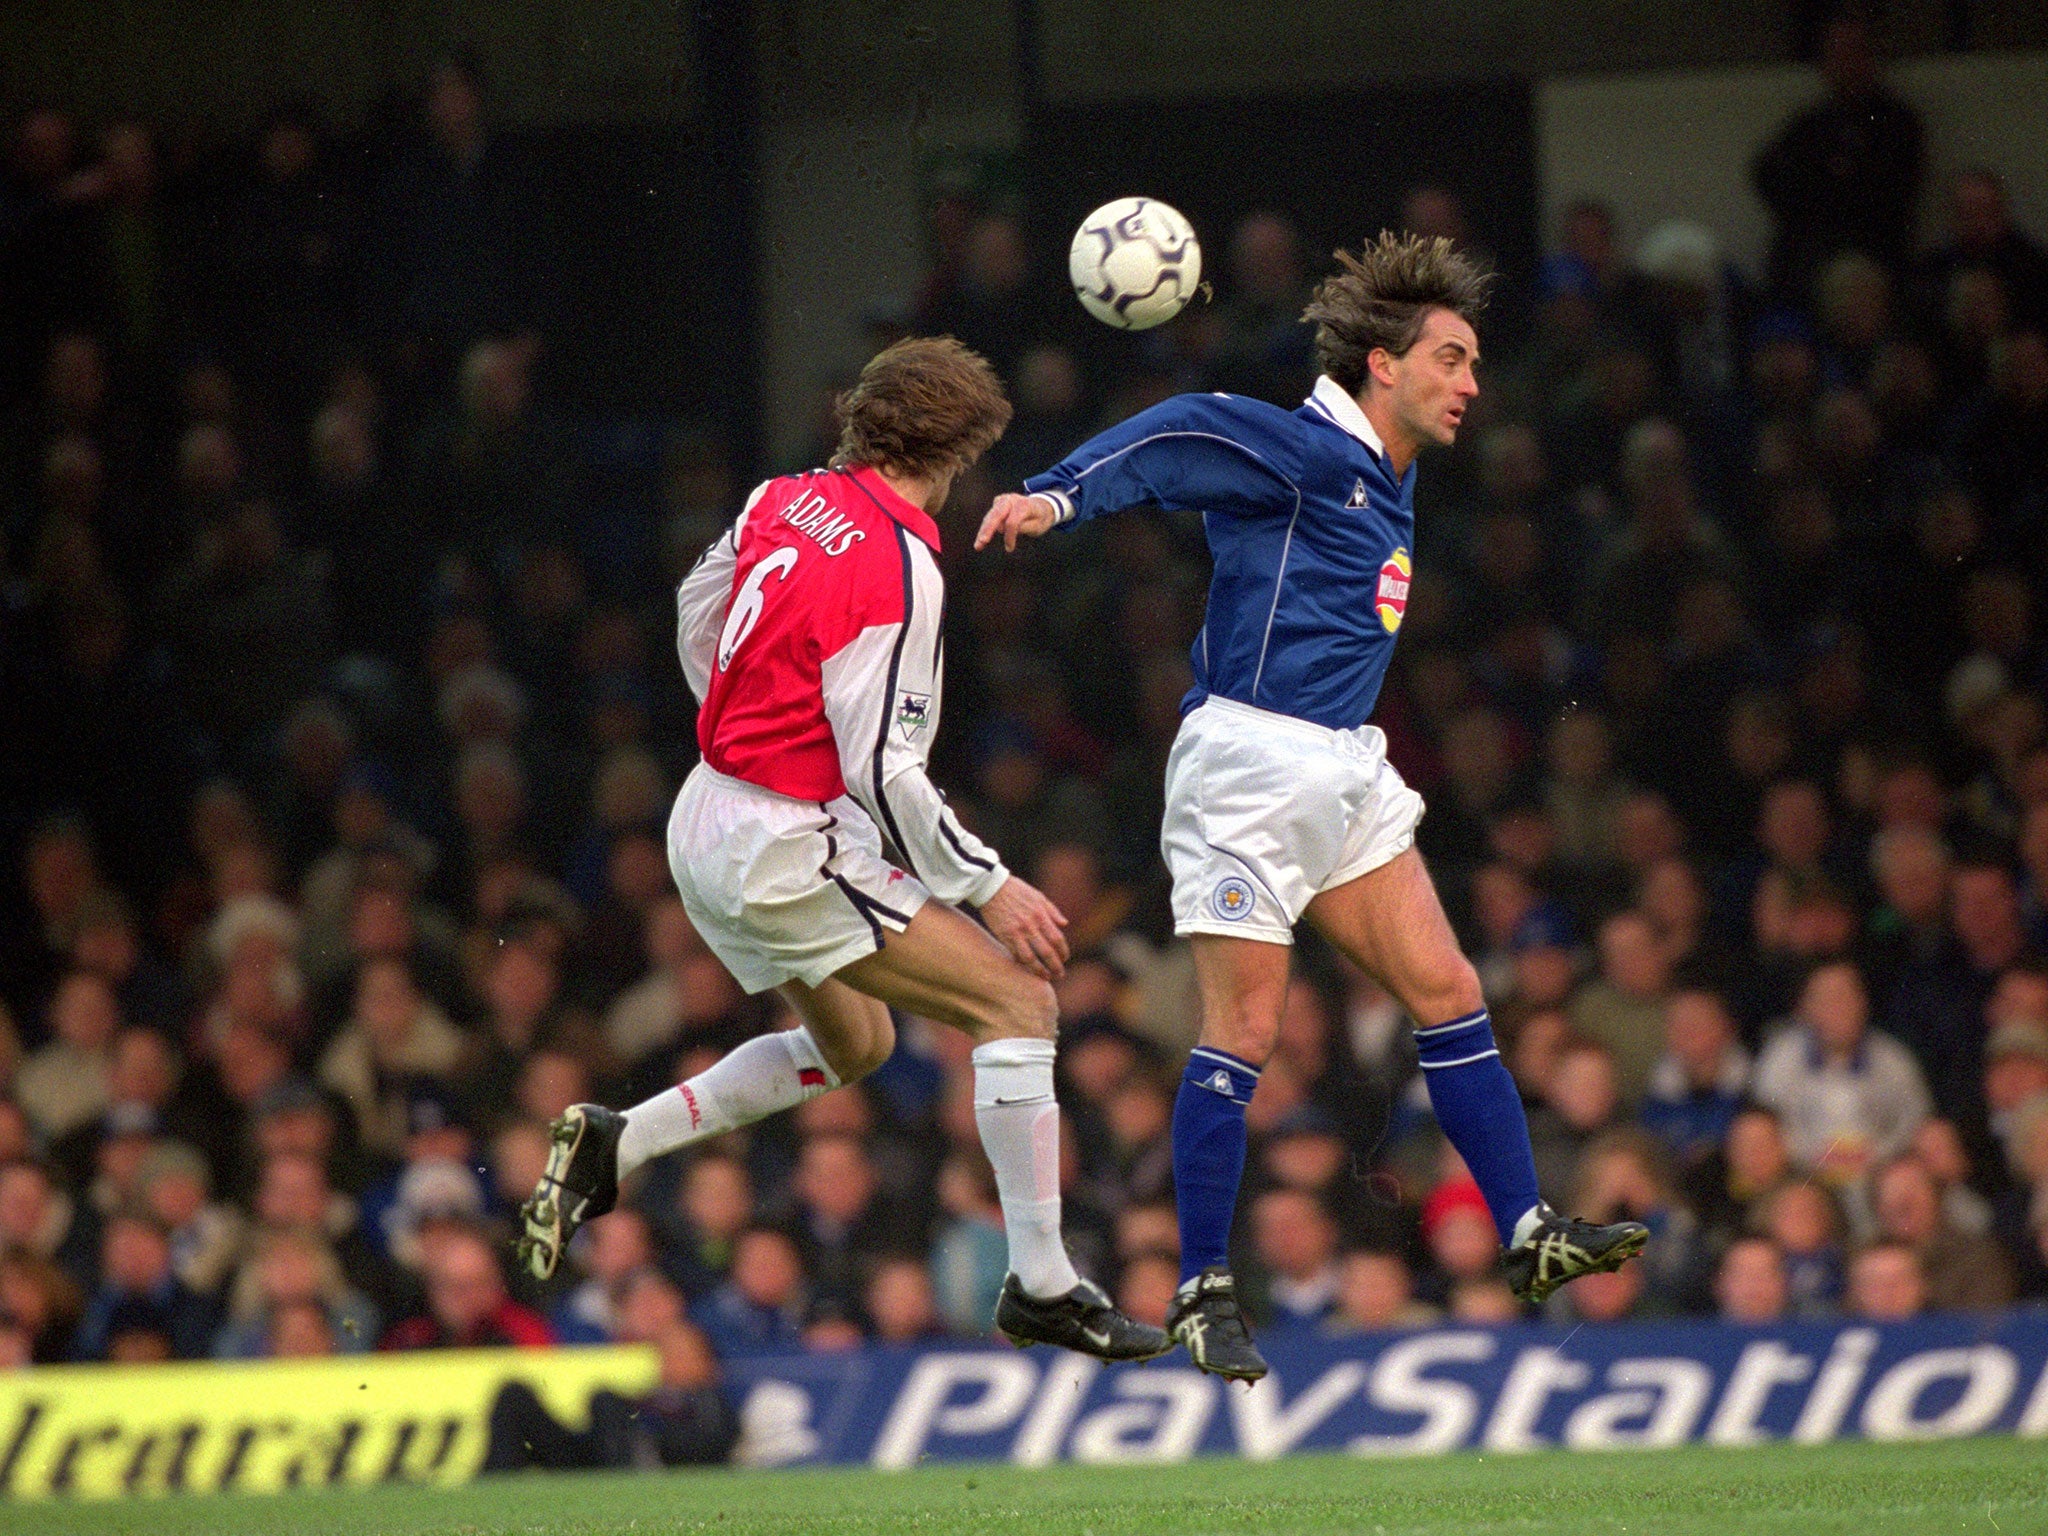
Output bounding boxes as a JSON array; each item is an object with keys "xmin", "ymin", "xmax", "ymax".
[{"xmin": 3, "ymin": 18, "xmax": 2048, "ymax": 1470}]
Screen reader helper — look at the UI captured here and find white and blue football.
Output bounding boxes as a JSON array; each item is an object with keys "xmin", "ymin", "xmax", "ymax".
[{"xmin": 1068, "ymin": 197, "xmax": 1202, "ymax": 331}]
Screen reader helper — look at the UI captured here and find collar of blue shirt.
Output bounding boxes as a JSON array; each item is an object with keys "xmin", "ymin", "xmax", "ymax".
[{"xmin": 1307, "ymin": 374, "xmax": 1389, "ymax": 461}]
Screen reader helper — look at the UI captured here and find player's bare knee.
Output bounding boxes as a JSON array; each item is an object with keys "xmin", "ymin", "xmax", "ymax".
[
  {"xmin": 1406, "ymin": 954, "xmax": 1484, "ymax": 1025},
  {"xmin": 982, "ymin": 972, "xmax": 1058, "ymax": 1042},
  {"xmin": 851, "ymin": 1009, "xmax": 897, "ymax": 1077},
  {"xmin": 813, "ymin": 1006, "xmax": 895, "ymax": 1083},
  {"xmin": 1203, "ymin": 1011, "xmax": 1278, "ymax": 1067}
]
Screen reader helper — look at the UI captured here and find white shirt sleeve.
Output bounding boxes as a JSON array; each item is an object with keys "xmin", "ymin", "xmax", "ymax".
[
  {"xmin": 675, "ymin": 482, "xmax": 770, "ymax": 702},
  {"xmin": 819, "ymin": 534, "xmax": 1009, "ymax": 909}
]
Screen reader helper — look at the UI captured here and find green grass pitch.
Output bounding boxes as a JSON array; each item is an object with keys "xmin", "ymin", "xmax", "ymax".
[{"xmin": 13, "ymin": 1437, "xmax": 2047, "ymax": 1536}]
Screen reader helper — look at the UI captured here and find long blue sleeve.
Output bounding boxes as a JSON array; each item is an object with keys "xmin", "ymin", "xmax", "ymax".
[
  {"xmin": 1023, "ymin": 393, "xmax": 1303, "ymax": 527},
  {"xmin": 1017, "ymin": 378, "xmax": 1416, "ymax": 731}
]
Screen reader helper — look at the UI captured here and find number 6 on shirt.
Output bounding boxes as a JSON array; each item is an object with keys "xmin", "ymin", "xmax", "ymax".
[{"xmin": 716, "ymin": 546, "xmax": 800, "ymax": 672}]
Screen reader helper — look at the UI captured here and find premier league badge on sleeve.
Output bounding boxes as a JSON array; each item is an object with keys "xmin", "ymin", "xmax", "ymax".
[
  {"xmin": 896, "ymin": 691, "xmax": 931, "ymax": 741},
  {"xmin": 1212, "ymin": 876, "xmax": 1255, "ymax": 921}
]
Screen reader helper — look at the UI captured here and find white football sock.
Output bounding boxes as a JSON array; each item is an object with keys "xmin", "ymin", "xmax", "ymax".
[
  {"xmin": 617, "ymin": 1027, "xmax": 839, "ymax": 1179},
  {"xmin": 971, "ymin": 1037, "xmax": 1082, "ymax": 1299}
]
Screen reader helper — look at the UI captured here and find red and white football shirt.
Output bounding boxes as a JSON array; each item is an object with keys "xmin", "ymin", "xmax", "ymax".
[{"xmin": 675, "ymin": 465, "xmax": 1007, "ymax": 908}]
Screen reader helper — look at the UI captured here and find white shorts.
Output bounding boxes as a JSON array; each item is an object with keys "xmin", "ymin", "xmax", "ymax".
[
  {"xmin": 666, "ymin": 764, "xmax": 931, "ymax": 994},
  {"xmin": 1160, "ymin": 696, "xmax": 1424, "ymax": 945}
]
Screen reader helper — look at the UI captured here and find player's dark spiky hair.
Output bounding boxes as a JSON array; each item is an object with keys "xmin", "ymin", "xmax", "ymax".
[
  {"xmin": 1303, "ymin": 232, "xmax": 1493, "ymax": 393},
  {"xmin": 831, "ymin": 336, "xmax": 1012, "ymax": 481}
]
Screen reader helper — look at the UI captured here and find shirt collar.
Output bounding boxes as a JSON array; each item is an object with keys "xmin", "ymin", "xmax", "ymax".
[
  {"xmin": 844, "ymin": 465, "xmax": 943, "ymax": 551},
  {"xmin": 1307, "ymin": 375, "xmax": 1389, "ymax": 460}
]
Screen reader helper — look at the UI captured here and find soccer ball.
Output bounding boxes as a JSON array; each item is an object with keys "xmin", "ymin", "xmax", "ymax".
[{"xmin": 1068, "ymin": 197, "xmax": 1202, "ymax": 331}]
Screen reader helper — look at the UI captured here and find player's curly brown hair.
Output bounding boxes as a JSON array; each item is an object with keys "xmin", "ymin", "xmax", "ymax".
[
  {"xmin": 1303, "ymin": 231, "xmax": 1493, "ymax": 393},
  {"xmin": 830, "ymin": 336, "xmax": 1012, "ymax": 480}
]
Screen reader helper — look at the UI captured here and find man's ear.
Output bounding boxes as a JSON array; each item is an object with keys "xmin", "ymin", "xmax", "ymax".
[{"xmin": 1366, "ymin": 346, "xmax": 1400, "ymax": 391}]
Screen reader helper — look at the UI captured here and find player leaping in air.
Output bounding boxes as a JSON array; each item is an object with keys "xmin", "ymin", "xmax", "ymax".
[
  {"xmin": 520, "ymin": 337, "xmax": 1167, "ymax": 1364},
  {"xmin": 977, "ymin": 232, "xmax": 1647, "ymax": 1382}
]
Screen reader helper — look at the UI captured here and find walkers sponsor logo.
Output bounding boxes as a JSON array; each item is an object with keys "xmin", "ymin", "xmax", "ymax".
[
  {"xmin": 1211, "ymin": 877, "xmax": 1255, "ymax": 922},
  {"xmin": 0, "ymin": 1347, "xmax": 655, "ymax": 1501},
  {"xmin": 720, "ymin": 1315, "xmax": 2048, "ymax": 1469},
  {"xmin": 1375, "ymin": 548, "xmax": 1411, "ymax": 633}
]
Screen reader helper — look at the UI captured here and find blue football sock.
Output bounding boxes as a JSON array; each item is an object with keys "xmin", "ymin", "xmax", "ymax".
[
  {"xmin": 1416, "ymin": 1009, "xmax": 1542, "ymax": 1247},
  {"xmin": 1172, "ymin": 1047, "xmax": 1259, "ymax": 1283}
]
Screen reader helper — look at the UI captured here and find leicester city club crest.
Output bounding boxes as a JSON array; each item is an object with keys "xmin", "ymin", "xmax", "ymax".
[{"xmin": 1212, "ymin": 876, "xmax": 1254, "ymax": 922}]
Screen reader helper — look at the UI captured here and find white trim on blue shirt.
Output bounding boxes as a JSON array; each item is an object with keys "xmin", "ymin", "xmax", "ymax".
[{"xmin": 1306, "ymin": 375, "xmax": 1388, "ymax": 462}]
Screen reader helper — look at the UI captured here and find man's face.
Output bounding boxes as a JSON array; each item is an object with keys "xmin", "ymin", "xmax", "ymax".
[
  {"xmin": 1377, "ymin": 309, "xmax": 1480, "ymax": 451},
  {"xmin": 428, "ymin": 1238, "xmax": 503, "ymax": 1333},
  {"xmin": 1716, "ymin": 1240, "xmax": 1788, "ymax": 1324}
]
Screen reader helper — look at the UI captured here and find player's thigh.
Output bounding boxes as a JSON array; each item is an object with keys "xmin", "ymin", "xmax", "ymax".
[
  {"xmin": 835, "ymin": 899, "xmax": 1056, "ymax": 1043},
  {"xmin": 775, "ymin": 975, "xmax": 896, "ymax": 1083},
  {"xmin": 1189, "ymin": 931, "xmax": 1293, "ymax": 1066},
  {"xmin": 1303, "ymin": 846, "xmax": 1482, "ymax": 1025}
]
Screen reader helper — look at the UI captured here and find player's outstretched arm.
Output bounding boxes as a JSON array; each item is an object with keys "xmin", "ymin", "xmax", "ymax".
[
  {"xmin": 974, "ymin": 492, "xmax": 1061, "ymax": 553},
  {"xmin": 988, "ymin": 395, "xmax": 1299, "ymax": 552}
]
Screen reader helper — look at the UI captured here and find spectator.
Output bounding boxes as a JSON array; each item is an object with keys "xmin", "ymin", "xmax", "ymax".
[
  {"xmin": 551, "ymin": 1208, "xmax": 657, "ymax": 1344},
  {"xmin": 694, "ymin": 1226, "xmax": 810, "ymax": 1357},
  {"xmin": 251, "ymin": 1149, "xmax": 400, "ymax": 1318},
  {"xmin": 1759, "ymin": 1179, "xmax": 1846, "ymax": 1316},
  {"xmin": 1847, "ymin": 1240, "xmax": 1929, "ymax": 1322},
  {"xmin": 1916, "ymin": 169, "xmax": 2048, "ymax": 330},
  {"xmin": 1883, "ymin": 859, "xmax": 2031, "ymax": 1146},
  {"xmin": 1527, "ymin": 1040, "xmax": 1621, "ymax": 1198},
  {"xmin": 15, "ymin": 970, "xmax": 119, "ymax": 1140},
  {"xmin": 1115, "ymin": 1250, "xmax": 1180, "ymax": 1331},
  {"xmin": 1641, "ymin": 989, "xmax": 1752, "ymax": 1169},
  {"xmin": 72, "ymin": 1212, "xmax": 218, "ymax": 1361},
  {"xmin": 1572, "ymin": 1128, "xmax": 1706, "ymax": 1306},
  {"xmin": 1250, "ymin": 1188, "xmax": 1341, "ymax": 1327},
  {"xmin": 1986, "ymin": 1015, "xmax": 2048, "ymax": 1161},
  {"xmin": 1750, "ymin": 11, "xmax": 1924, "ymax": 299},
  {"xmin": 930, "ymin": 1152, "xmax": 1007, "ymax": 1337},
  {"xmin": 601, "ymin": 896, "xmax": 741, "ymax": 1080},
  {"xmin": 1326, "ymin": 1249, "xmax": 1437, "ymax": 1333},
  {"xmin": 214, "ymin": 1225, "xmax": 378, "ymax": 1358},
  {"xmin": 1203, "ymin": 211, "xmax": 1315, "ymax": 405},
  {"xmin": 367, "ymin": 54, "xmax": 529, "ymax": 384},
  {"xmin": 1906, "ymin": 1118, "xmax": 1995, "ymax": 1239},
  {"xmin": 1688, "ymin": 1105, "xmax": 1793, "ymax": 1247},
  {"xmin": 1753, "ymin": 960, "xmax": 1931, "ymax": 1183},
  {"xmin": 1862, "ymin": 825, "xmax": 1952, "ymax": 1003},
  {"xmin": 866, "ymin": 1257, "xmax": 947, "ymax": 1346},
  {"xmin": 1419, "ymin": 1178, "xmax": 1500, "ymax": 1303},
  {"xmin": 1867, "ymin": 1154, "xmax": 2012, "ymax": 1313},
  {"xmin": 781, "ymin": 1133, "xmax": 920, "ymax": 1322},
  {"xmin": 134, "ymin": 1141, "xmax": 241, "ymax": 1298},
  {"xmin": 380, "ymin": 1222, "xmax": 551, "ymax": 1350},
  {"xmin": 1447, "ymin": 1277, "xmax": 1523, "ymax": 1325},
  {"xmin": 1714, "ymin": 1236, "xmax": 1790, "ymax": 1324},
  {"xmin": 659, "ymin": 1150, "xmax": 753, "ymax": 1298},
  {"xmin": 0, "ymin": 1158, "xmax": 96, "ymax": 1291},
  {"xmin": 611, "ymin": 1266, "xmax": 688, "ymax": 1345},
  {"xmin": 318, "ymin": 957, "xmax": 466, "ymax": 1160}
]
